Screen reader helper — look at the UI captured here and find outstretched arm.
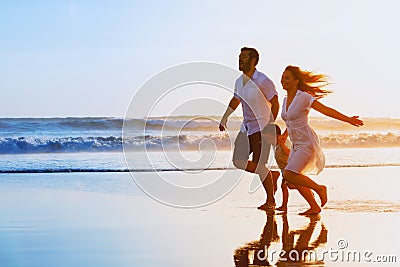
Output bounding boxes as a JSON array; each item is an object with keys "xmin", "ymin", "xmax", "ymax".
[
  {"xmin": 219, "ymin": 97, "xmax": 240, "ymax": 131},
  {"xmin": 311, "ymin": 100, "xmax": 363, "ymax": 127}
]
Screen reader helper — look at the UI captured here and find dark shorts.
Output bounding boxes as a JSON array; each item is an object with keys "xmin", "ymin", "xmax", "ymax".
[{"xmin": 232, "ymin": 131, "xmax": 271, "ymax": 165}]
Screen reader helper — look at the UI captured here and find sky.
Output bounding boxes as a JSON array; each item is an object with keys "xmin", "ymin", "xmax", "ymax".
[{"xmin": 0, "ymin": 0, "xmax": 399, "ymax": 118}]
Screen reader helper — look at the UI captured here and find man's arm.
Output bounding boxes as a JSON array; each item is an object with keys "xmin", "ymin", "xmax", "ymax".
[
  {"xmin": 219, "ymin": 97, "xmax": 240, "ymax": 131},
  {"xmin": 269, "ymin": 95, "xmax": 279, "ymax": 121},
  {"xmin": 259, "ymin": 77, "xmax": 279, "ymax": 121}
]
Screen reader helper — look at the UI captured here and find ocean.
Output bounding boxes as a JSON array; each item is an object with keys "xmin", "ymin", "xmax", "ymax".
[
  {"xmin": 1, "ymin": 117, "xmax": 399, "ymax": 267},
  {"xmin": 0, "ymin": 116, "xmax": 399, "ymax": 173}
]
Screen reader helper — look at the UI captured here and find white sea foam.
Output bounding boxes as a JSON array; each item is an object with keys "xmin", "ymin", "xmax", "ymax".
[{"xmin": 1, "ymin": 116, "xmax": 399, "ymax": 153}]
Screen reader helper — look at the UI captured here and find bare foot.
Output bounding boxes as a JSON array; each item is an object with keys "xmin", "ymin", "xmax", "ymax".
[
  {"xmin": 276, "ymin": 206, "xmax": 287, "ymax": 212},
  {"xmin": 258, "ymin": 201, "xmax": 276, "ymax": 212},
  {"xmin": 316, "ymin": 185, "xmax": 328, "ymax": 207},
  {"xmin": 299, "ymin": 207, "xmax": 321, "ymax": 216}
]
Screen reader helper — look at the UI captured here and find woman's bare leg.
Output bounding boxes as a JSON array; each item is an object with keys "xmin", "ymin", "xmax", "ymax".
[
  {"xmin": 283, "ymin": 170, "xmax": 327, "ymax": 207},
  {"xmin": 296, "ymin": 186, "xmax": 321, "ymax": 215}
]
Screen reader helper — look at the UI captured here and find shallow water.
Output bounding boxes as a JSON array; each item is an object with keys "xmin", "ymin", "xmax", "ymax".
[
  {"xmin": 0, "ymin": 167, "xmax": 399, "ymax": 266},
  {"xmin": 1, "ymin": 147, "xmax": 400, "ymax": 173}
]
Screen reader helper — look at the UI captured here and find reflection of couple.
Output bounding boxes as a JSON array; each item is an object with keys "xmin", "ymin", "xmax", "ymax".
[
  {"xmin": 233, "ymin": 214, "xmax": 328, "ymax": 266},
  {"xmin": 220, "ymin": 47, "xmax": 363, "ymax": 214}
]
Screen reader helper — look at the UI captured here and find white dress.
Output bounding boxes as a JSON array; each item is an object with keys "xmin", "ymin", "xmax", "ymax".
[{"xmin": 281, "ymin": 90, "xmax": 325, "ymax": 175}]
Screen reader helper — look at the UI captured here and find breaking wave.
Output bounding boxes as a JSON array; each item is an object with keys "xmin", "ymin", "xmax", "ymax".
[
  {"xmin": 0, "ymin": 131, "xmax": 399, "ymax": 154},
  {"xmin": 2, "ymin": 117, "xmax": 399, "ymax": 133}
]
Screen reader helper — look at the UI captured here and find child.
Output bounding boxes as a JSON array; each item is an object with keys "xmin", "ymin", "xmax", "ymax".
[
  {"xmin": 264, "ymin": 124, "xmax": 322, "ymax": 215},
  {"xmin": 263, "ymin": 124, "xmax": 292, "ymax": 211}
]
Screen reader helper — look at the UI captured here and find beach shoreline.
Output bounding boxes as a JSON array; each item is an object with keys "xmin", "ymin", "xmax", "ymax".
[{"xmin": 0, "ymin": 166, "xmax": 399, "ymax": 266}]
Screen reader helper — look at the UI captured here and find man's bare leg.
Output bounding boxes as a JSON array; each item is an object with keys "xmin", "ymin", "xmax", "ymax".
[{"xmin": 233, "ymin": 159, "xmax": 276, "ymax": 205}]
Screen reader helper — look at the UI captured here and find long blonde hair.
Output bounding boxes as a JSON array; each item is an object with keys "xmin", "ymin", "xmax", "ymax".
[{"xmin": 285, "ymin": 65, "xmax": 332, "ymax": 98}]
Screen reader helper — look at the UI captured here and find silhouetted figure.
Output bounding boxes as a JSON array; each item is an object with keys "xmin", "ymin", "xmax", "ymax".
[
  {"xmin": 276, "ymin": 214, "xmax": 328, "ymax": 266},
  {"xmin": 281, "ymin": 65, "xmax": 363, "ymax": 211},
  {"xmin": 233, "ymin": 214, "xmax": 328, "ymax": 266},
  {"xmin": 220, "ymin": 47, "xmax": 280, "ymax": 211},
  {"xmin": 233, "ymin": 213, "xmax": 279, "ymax": 266}
]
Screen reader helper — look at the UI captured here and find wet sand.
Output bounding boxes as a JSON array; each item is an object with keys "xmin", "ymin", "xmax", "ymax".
[{"xmin": 0, "ymin": 167, "xmax": 399, "ymax": 266}]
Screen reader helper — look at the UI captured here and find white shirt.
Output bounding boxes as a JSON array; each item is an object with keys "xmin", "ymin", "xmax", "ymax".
[{"xmin": 234, "ymin": 69, "xmax": 278, "ymax": 135}]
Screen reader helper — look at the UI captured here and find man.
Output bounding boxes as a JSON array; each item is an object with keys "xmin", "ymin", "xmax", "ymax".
[{"xmin": 219, "ymin": 47, "xmax": 280, "ymax": 211}]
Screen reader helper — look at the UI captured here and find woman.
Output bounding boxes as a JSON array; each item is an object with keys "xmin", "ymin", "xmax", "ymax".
[{"xmin": 281, "ymin": 65, "xmax": 363, "ymax": 214}]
